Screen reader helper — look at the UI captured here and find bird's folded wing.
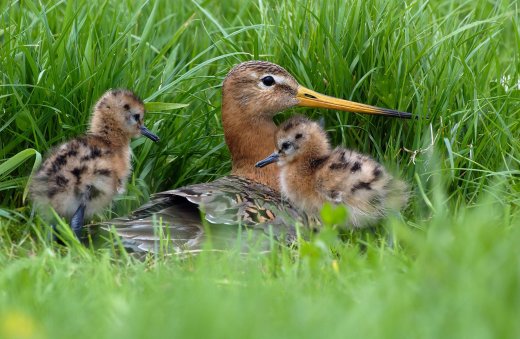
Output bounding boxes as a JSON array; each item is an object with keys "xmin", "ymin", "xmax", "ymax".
[{"xmin": 93, "ymin": 176, "xmax": 312, "ymax": 253}]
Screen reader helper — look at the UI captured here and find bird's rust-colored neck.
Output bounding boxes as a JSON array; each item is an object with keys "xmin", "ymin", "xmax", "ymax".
[{"xmin": 222, "ymin": 98, "xmax": 280, "ymax": 190}]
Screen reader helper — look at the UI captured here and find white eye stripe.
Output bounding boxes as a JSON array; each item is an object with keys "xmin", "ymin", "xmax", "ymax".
[
  {"xmin": 258, "ymin": 74, "xmax": 286, "ymax": 89},
  {"xmin": 271, "ymin": 75, "xmax": 286, "ymax": 85},
  {"xmin": 261, "ymin": 74, "xmax": 286, "ymax": 85}
]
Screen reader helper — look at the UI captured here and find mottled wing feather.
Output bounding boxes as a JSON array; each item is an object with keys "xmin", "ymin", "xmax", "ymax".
[{"xmin": 97, "ymin": 176, "xmax": 312, "ymax": 253}]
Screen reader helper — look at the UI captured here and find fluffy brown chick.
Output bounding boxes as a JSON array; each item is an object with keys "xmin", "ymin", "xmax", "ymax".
[
  {"xmin": 256, "ymin": 116, "xmax": 407, "ymax": 228},
  {"xmin": 30, "ymin": 89, "xmax": 160, "ymax": 239}
]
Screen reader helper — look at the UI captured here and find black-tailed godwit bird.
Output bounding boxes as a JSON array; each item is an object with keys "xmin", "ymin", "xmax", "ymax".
[
  {"xmin": 103, "ymin": 61, "xmax": 411, "ymax": 252},
  {"xmin": 256, "ymin": 115, "xmax": 408, "ymax": 227},
  {"xmin": 31, "ymin": 89, "xmax": 160, "ymax": 239}
]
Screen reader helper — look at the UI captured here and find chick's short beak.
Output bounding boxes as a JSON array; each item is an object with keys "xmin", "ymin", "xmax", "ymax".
[
  {"xmin": 139, "ymin": 125, "xmax": 160, "ymax": 142},
  {"xmin": 255, "ymin": 152, "xmax": 280, "ymax": 168}
]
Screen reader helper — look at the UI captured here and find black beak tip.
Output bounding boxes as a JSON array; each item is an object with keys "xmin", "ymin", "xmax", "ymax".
[
  {"xmin": 149, "ymin": 135, "xmax": 161, "ymax": 142},
  {"xmin": 140, "ymin": 126, "xmax": 160, "ymax": 142}
]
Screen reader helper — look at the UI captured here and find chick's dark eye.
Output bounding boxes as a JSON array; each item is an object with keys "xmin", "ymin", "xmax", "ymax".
[
  {"xmin": 261, "ymin": 76, "xmax": 275, "ymax": 87},
  {"xmin": 295, "ymin": 133, "xmax": 303, "ymax": 139},
  {"xmin": 281, "ymin": 141, "xmax": 291, "ymax": 150},
  {"xmin": 133, "ymin": 114, "xmax": 140, "ymax": 121}
]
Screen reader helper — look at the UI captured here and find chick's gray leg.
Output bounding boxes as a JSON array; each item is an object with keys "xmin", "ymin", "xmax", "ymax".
[
  {"xmin": 70, "ymin": 203, "xmax": 86, "ymax": 239},
  {"xmin": 70, "ymin": 185, "xmax": 91, "ymax": 240}
]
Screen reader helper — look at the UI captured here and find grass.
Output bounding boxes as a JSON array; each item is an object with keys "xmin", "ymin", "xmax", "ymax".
[{"xmin": 0, "ymin": 0, "xmax": 519, "ymax": 338}]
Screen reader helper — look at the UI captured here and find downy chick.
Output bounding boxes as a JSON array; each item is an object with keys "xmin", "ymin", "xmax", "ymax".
[
  {"xmin": 256, "ymin": 116, "xmax": 407, "ymax": 228},
  {"xmin": 30, "ymin": 89, "xmax": 160, "ymax": 238}
]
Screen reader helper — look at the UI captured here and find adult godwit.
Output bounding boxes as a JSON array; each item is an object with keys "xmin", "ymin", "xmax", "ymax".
[{"xmin": 104, "ymin": 61, "xmax": 411, "ymax": 253}]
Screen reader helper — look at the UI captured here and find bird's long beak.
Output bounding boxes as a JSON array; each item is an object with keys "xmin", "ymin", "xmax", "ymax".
[
  {"xmin": 255, "ymin": 152, "xmax": 279, "ymax": 168},
  {"xmin": 296, "ymin": 86, "xmax": 412, "ymax": 119},
  {"xmin": 140, "ymin": 125, "xmax": 160, "ymax": 142}
]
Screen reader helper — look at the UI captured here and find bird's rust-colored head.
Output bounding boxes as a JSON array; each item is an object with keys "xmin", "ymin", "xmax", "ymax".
[
  {"xmin": 221, "ymin": 61, "xmax": 411, "ymax": 189},
  {"xmin": 90, "ymin": 89, "xmax": 159, "ymax": 146}
]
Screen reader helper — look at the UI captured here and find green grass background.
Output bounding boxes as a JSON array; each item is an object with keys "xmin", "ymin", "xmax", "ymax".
[{"xmin": 0, "ymin": 0, "xmax": 519, "ymax": 338}]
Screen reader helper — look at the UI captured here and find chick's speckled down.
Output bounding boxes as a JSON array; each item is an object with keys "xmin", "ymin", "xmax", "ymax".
[
  {"xmin": 30, "ymin": 89, "xmax": 158, "ymax": 224},
  {"xmin": 259, "ymin": 115, "xmax": 408, "ymax": 228}
]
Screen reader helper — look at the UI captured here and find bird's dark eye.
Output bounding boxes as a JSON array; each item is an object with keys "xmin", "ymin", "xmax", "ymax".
[
  {"xmin": 124, "ymin": 104, "xmax": 130, "ymax": 110},
  {"xmin": 281, "ymin": 141, "xmax": 291, "ymax": 150},
  {"xmin": 295, "ymin": 133, "xmax": 303, "ymax": 140},
  {"xmin": 261, "ymin": 76, "xmax": 275, "ymax": 87},
  {"xmin": 133, "ymin": 114, "xmax": 140, "ymax": 121}
]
